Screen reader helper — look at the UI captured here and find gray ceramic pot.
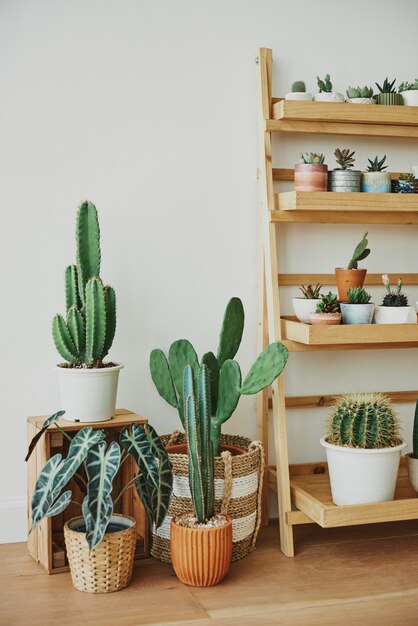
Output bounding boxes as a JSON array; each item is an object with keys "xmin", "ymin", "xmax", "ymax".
[
  {"xmin": 406, "ymin": 454, "xmax": 418, "ymax": 493},
  {"xmin": 340, "ymin": 303, "xmax": 374, "ymax": 325},
  {"xmin": 329, "ymin": 170, "xmax": 361, "ymax": 192}
]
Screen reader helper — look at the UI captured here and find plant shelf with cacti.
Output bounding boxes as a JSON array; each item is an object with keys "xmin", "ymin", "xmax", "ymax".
[{"xmin": 276, "ymin": 191, "xmax": 418, "ymax": 213}]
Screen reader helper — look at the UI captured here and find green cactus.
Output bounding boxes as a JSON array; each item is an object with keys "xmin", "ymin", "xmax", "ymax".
[
  {"xmin": 412, "ymin": 400, "xmax": 418, "ymax": 459},
  {"xmin": 292, "ymin": 81, "xmax": 306, "ymax": 93},
  {"xmin": 347, "ymin": 287, "xmax": 372, "ymax": 304},
  {"xmin": 52, "ymin": 201, "xmax": 117, "ymax": 367},
  {"xmin": 375, "ymin": 78, "xmax": 396, "ymax": 94},
  {"xmin": 347, "ymin": 232, "xmax": 370, "ymax": 270},
  {"xmin": 317, "ymin": 74, "xmax": 332, "ymax": 93},
  {"xmin": 184, "ymin": 364, "xmax": 215, "ymax": 523},
  {"xmin": 346, "ymin": 85, "xmax": 374, "ymax": 99},
  {"xmin": 326, "ymin": 393, "xmax": 402, "ymax": 449},
  {"xmin": 150, "ymin": 298, "xmax": 289, "ymax": 456}
]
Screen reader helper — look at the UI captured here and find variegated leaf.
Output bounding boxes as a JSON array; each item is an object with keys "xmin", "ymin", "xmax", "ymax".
[
  {"xmin": 44, "ymin": 490, "xmax": 72, "ymax": 518},
  {"xmin": 83, "ymin": 441, "xmax": 121, "ymax": 551},
  {"xmin": 25, "ymin": 411, "xmax": 65, "ymax": 462},
  {"xmin": 30, "ymin": 454, "xmax": 65, "ymax": 531}
]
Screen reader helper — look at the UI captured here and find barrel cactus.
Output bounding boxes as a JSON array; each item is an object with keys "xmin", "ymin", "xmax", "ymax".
[
  {"xmin": 326, "ymin": 393, "xmax": 402, "ymax": 449},
  {"xmin": 292, "ymin": 81, "xmax": 306, "ymax": 93},
  {"xmin": 381, "ymin": 275, "xmax": 408, "ymax": 307},
  {"xmin": 52, "ymin": 201, "xmax": 116, "ymax": 367}
]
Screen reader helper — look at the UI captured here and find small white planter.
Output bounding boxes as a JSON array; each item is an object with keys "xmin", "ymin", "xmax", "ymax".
[
  {"xmin": 406, "ymin": 454, "xmax": 418, "ymax": 493},
  {"xmin": 321, "ymin": 438, "xmax": 406, "ymax": 505},
  {"xmin": 292, "ymin": 297, "xmax": 321, "ymax": 324},
  {"xmin": 56, "ymin": 363, "xmax": 123, "ymax": 422},
  {"xmin": 285, "ymin": 92, "xmax": 313, "ymax": 101},
  {"xmin": 400, "ymin": 90, "xmax": 418, "ymax": 107},
  {"xmin": 346, "ymin": 97, "xmax": 376, "ymax": 104},
  {"xmin": 373, "ymin": 305, "xmax": 416, "ymax": 324},
  {"xmin": 340, "ymin": 303, "xmax": 374, "ymax": 325},
  {"xmin": 361, "ymin": 171, "xmax": 391, "ymax": 193},
  {"xmin": 314, "ymin": 92, "xmax": 344, "ymax": 103}
]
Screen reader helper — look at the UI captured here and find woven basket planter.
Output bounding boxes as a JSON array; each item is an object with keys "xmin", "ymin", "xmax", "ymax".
[
  {"xmin": 151, "ymin": 433, "xmax": 264, "ymax": 563},
  {"xmin": 64, "ymin": 514, "xmax": 136, "ymax": 593}
]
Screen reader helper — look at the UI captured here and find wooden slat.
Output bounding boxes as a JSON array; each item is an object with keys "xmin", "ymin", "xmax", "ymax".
[
  {"xmin": 272, "ymin": 168, "xmax": 402, "ymax": 182},
  {"xmin": 271, "ymin": 209, "xmax": 418, "ymax": 225},
  {"xmin": 282, "ymin": 339, "xmax": 418, "ymax": 352},
  {"xmin": 282, "ymin": 390, "xmax": 418, "ymax": 409},
  {"xmin": 28, "ymin": 408, "xmax": 137, "ymax": 431},
  {"xmin": 266, "ymin": 119, "xmax": 418, "ymax": 139},
  {"xmin": 277, "ymin": 191, "xmax": 418, "ymax": 212},
  {"xmin": 278, "ymin": 273, "xmax": 418, "ymax": 286}
]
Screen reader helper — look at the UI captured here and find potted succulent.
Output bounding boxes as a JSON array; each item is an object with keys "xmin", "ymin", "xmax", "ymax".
[
  {"xmin": 373, "ymin": 275, "xmax": 416, "ymax": 324},
  {"xmin": 170, "ymin": 364, "xmax": 232, "ymax": 587},
  {"xmin": 314, "ymin": 74, "xmax": 344, "ymax": 102},
  {"xmin": 310, "ymin": 292, "xmax": 341, "ymax": 326},
  {"xmin": 392, "ymin": 172, "xmax": 418, "ymax": 194},
  {"xmin": 374, "ymin": 77, "xmax": 403, "ymax": 105},
  {"xmin": 28, "ymin": 415, "xmax": 172, "ymax": 593},
  {"xmin": 335, "ymin": 232, "xmax": 370, "ymax": 302},
  {"xmin": 406, "ymin": 400, "xmax": 418, "ymax": 493},
  {"xmin": 345, "ymin": 85, "xmax": 375, "ymax": 104},
  {"xmin": 361, "ymin": 155, "xmax": 391, "ymax": 193},
  {"xmin": 340, "ymin": 287, "xmax": 374, "ymax": 325},
  {"xmin": 294, "ymin": 152, "xmax": 328, "ymax": 191},
  {"xmin": 285, "ymin": 80, "xmax": 313, "ymax": 101},
  {"xmin": 329, "ymin": 148, "xmax": 361, "ymax": 192},
  {"xmin": 292, "ymin": 283, "xmax": 322, "ymax": 323},
  {"xmin": 321, "ymin": 393, "xmax": 406, "ymax": 505},
  {"xmin": 52, "ymin": 201, "xmax": 122, "ymax": 422},
  {"xmin": 398, "ymin": 80, "xmax": 418, "ymax": 106}
]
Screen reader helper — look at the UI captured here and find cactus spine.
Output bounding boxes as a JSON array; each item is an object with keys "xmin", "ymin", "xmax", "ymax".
[
  {"xmin": 184, "ymin": 364, "xmax": 215, "ymax": 523},
  {"xmin": 52, "ymin": 201, "xmax": 117, "ymax": 367},
  {"xmin": 326, "ymin": 393, "xmax": 401, "ymax": 449}
]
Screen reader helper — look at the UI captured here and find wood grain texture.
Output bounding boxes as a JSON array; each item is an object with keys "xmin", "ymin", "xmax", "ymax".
[
  {"xmin": 278, "ymin": 273, "xmax": 418, "ymax": 286},
  {"xmin": 273, "ymin": 168, "xmax": 403, "ymax": 182},
  {"xmin": 277, "ymin": 191, "xmax": 418, "ymax": 212}
]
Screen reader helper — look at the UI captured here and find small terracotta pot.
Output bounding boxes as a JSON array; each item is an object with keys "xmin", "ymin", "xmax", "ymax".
[
  {"xmin": 310, "ymin": 312, "xmax": 341, "ymax": 326},
  {"xmin": 170, "ymin": 516, "xmax": 233, "ymax": 587},
  {"xmin": 167, "ymin": 443, "xmax": 245, "ymax": 457},
  {"xmin": 294, "ymin": 163, "xmax": 328, "ymax": 192},
  {"xmin": 406, "ymin": 454, "xmax": 418, "ymax": 493},
  {"xmin": 335, "ymin": 268, "xmax": 367, "ymax": 302}
]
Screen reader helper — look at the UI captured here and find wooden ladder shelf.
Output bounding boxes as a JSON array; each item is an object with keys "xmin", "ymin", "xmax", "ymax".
[{"xmin": 256, "ymin": 48, "xmax": 418, "ymax": 557}]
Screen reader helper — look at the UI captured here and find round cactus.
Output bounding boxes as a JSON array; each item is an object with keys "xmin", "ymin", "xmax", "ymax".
[
  {"xmin": 326, "ymin": 393, "xmax": 402, "ymax": 449},
  {"xmin": 292, "ymin": 81, "xmax": 306, "ymax": 93}
]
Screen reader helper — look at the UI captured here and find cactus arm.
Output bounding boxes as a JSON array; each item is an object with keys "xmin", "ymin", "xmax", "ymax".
[
  {"xmin": 52, "ymin": 314, "xmax": 79, "ymax": 363},
  {"xmin": 67, "ymin": 306, "xmax": 85, "ymax": 357},
  {"xmin": 184, "ymin": 365, "xmax": 205, "ymax": 523},
  {"xmin": 85, "ymin": 278, "xmax": 106, "ymax": 366},
  {"xmin": 241, "ymin": 343, "xmax": 288, "ymax": 395},
  {"xmin": 198, "ymin": 365, "xmax": 214, "ymax": 519},
  {"xmin": 101, "ymin": 285, "xmax": 116, "ymax": 359},
  {"xmin": 76, "ymin": 201, "xmax": 101, "ymax": 304},
  {"xmin": 149, "ymin": 349, "xmax": 179, "ymax": 409},
  {"xmin": 65, "ymin": 265, "xmax": 81, "ymax": 312},
  {"xmin": 413, "ymin": 400, "xmax": 418, "ymax": 459},
  {"xmin": 216, "ymin": 297, "xmax": 245, "ymax": 368},
  {"xmin": 211, "ymin": 359, "xmax": 242, "ymax": 456},
  {"xmin": 201, "ymin": 351, "xmax": 219, "ymax": 414},
  {"xmin": 168, "ymin": 339, "xmax": 199, "ymax": 398}
]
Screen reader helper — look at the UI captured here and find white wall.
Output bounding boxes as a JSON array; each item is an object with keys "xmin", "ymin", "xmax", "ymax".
[{"xmin": 2, "ymin": 0, "xmax": 418, "ymax": 541}]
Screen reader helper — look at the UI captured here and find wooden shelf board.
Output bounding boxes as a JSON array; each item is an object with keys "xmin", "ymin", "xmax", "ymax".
[
  {"xmin": 282, "ymin": 339, "xmax": 418, "ymax": 352},
  {"xmin": 278, "ymin": 273, "xmax": 418, "ymax": 287},
  {"xmin": 279, "ymin": 390, "xmax": 418, "ymax": 410},
  {"xmin": 276, "ymin": 191, "xmax": 418, "ymax": 212},
  {"xmin": 273, "ymin": 168, "xmax": 401, "ymax": 182},
  {"xmin": 266, "ymin": 118, "xmax": 418, "ymax": 139},
  {"xmin": 270, "ymin": 209, "xmax": 418, "ymax": 225},
  {"xmin": 281, "ymin": 316, "xmax": 418, "ymax": 347}
]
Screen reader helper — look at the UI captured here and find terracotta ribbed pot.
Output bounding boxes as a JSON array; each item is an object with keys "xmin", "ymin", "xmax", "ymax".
[
  {"xmin": 294, "ymin": 163, "xmax": 328, "ymax": 191},
  {"xmin": 335, "ymin": 268, "xmax": 367, "ymax": 302},
  {"xmin": 170, "ymin": 516, "xmax": 232, "ymax": 587},
  {"xmin": 310, "ymin": 312, "xmax": 341, "ymax": 326}
]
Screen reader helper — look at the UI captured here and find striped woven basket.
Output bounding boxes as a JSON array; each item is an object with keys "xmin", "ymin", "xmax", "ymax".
[{"xmin": 151, "ymin": 433, "xmax": 265, "ymax": 563}]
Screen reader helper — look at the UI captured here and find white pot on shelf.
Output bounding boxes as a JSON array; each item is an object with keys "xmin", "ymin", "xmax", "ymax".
[
  {"xmin": 346, "ymin": 97, "xmax": 376, "ymax": 104},
  {"xmin": 314, "ymin": 92, "xmax": 344, "ymax": 103},
  {"xmin": 373, "ymin": 306, "xmax": 416, "ymax": 324},
  {"xmin": 320, "ymin": 438, "xmax": 406, "ymax": 505},
  {"xmin": 56, "ymin": 363, "xmax": 123, "ymax": 422},
  {"xmin": 400, "ymin": 90, "xmax": 418, "ymax": 106},
  {"xmin": 285, "ymin": 92, "xmax": 313, "ymax": 101},
  {"xmin": 292, "ymin": 297, "xmax": 321, "ymax": 323}
]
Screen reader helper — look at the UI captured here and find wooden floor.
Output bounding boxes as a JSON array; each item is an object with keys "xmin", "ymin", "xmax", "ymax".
[{"xmin": 2, "ymin": 521, "xmax": 418, "ymax": 626}]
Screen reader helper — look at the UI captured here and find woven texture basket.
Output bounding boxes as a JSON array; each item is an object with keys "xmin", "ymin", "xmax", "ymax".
[
  {"xmin": 64, "ymin": 514, "xmax": 136, "ymax": 593},
  {"xmin": 151, "ymin": 433, "xmax": 264, "ymax": 563}
]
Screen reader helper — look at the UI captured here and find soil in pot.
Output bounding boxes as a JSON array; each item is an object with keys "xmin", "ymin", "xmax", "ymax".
[
  {"xmin": 335, "ymin": 268, "xmax": 367, "ymax": 302},
  {"xmin": 294, "ymin": 163, "xmax": 328, "ymax": 192}
]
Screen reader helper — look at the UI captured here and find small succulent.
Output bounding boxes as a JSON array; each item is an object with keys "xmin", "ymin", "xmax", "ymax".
[
  {"xmin": 347, "ymin": 287, "xmax": 372, "ymax": 304},
  {"xmin": 317, "ymin": 74, "xmax": 332, "ymax": 93},
  {"xmin": 297, "ymin": 152, "xmax": 325, "ymax": 165},
  {"xmin": 292, "ymin": 81, "xmax": 306, "ymax": 93},
  {"xmin": 366, "ymin": 155, "xmax": 388, "ymax": 172},
  {"xmin": 375, "ymin": 78, "xmax": 397, "ymax": 94},
  {"xmin": 399, "ymin": 172, "xmax": 415, "ymax": 181},
  {"xmin": 299, "ymin": 284, "xmax": 322, "ymax": 299},
  {"xmin": 381, "ymin": 275, "xmax": 408, "ymax": 307},
  {"xmin": 315, "ymin": 292, "xmax": 340, "ymax": 314},
  {"xmin": 347, "ymin": 232, "xmax": 370, "ymax": 270},
  {"xmin": 346, "ymin": 85, "xmax": 374, "ymax": 99},
  {"xmin": 334, "ymin": 148, "xmax": 355, "ymax": 170},
  {"xmin": 398, "ymin": 80, "xmax": 418, "ymax": 93}
]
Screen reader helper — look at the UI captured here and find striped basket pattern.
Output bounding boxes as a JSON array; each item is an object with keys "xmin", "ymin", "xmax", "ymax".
[{"xmin": 151, "ymin": 433, "xmax": 264, "ymax": 563}]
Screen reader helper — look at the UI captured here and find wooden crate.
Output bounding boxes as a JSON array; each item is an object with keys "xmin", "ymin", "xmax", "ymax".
[{"xmin": 27, "ymin": 408, "xmax": 149, "ymax": 574}]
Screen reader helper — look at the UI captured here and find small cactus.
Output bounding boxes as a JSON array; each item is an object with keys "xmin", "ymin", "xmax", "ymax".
[
  {"xmin": 297, "ymin": 152, "xmax": 325, "ymax": 165},
  {"xmin": 347, "ymin": 287, "xmax": 372, "ymax": 304},
  {"xmin": 381, "ymin": 275, "xmax": 408, "ymax": 307},
  {"xmin": 317, "ymin": 74, "xmax": 333, "ymax": 93},
  {"xmin": 292, "ymin": 81, "xmax": 306, "ymax": 93},
  {"xmin": 347, "ymin": 232, "xmax": 370, "ymax": 270},
  {"xmin": 334, "ymin": 148, "xmax": 355, "ymax": 170},
  {"xmin": 326, "ymin": 393, "xmax": 402, "ymax": 449}
]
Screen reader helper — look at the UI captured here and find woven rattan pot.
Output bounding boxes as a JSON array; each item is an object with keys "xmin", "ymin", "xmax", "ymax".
[
  {"xmin": 151, "ymin": 433, "xmax": 264, "ymax": 563},
  {"xmin": 64, "ymin": 514, "xmax": 136, "ymax": 593}
]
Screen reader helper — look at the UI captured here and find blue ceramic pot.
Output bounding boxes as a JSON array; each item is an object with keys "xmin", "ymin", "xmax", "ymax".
[
  {"xmin": 340, "ymin": 303, "xmax": 375, "ymax": 325},
  {"xmin": 361, "ymin": 172, "xmax": 391, "ymax": 193}
]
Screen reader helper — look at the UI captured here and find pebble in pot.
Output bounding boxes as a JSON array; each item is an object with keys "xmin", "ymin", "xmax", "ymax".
[
  {"xmin": 329, "ymin": 147, "xmax": 361, "ymax": 192},
  {"xmin": 285, "ymin": 80, "xmax": 313, "ymax": 101}
]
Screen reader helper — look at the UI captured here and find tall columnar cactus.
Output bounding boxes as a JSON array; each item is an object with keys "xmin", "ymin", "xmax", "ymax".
[
  {"xmin": 326, "ymin": 393, "xmax": 402, "ymax": 449},
  {"xmin": 184, "ymin": 364, "xmax": 215, "ymax": 523},
  {"xmin": 150, "ymin": 298, "xmax": 289, "ymax": 455},
  {"xmin": 52, "ymin": 201, "xmax": 117, "ymax": 367}
]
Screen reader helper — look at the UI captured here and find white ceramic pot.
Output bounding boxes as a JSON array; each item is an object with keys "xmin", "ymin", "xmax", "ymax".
[
  {"xmin": 320, "ymin": 438, "xmax": 406, "ymax": 505},
  {"xmin": 361, "ymin": 171, "xmax": 391, "ymax": 193},
  {"xmin": 400, "ymin": 90, "xmax": 418, "ymax": 107},
  {"xmin": 285, "ymin": 92, "xmax": 313, "ymax": 101},
  {"xmin": 373, "ymin": 306, "xmax": 416, "ymax": 324},
  {"xmin": 340, "ymin": 303, "xmax": 374, "ymax": 325},
  {"xmin": 314, "ymin": 92, "xmax": 344, "ymax": 103},
  {"xmin": 292, "ymin": 297, "xmax": 321, "ymax": 323},
  {"xmin": 56, "ymin": 363, "xmax": 123, "ymax": 422},
  {"xmin": 346, "ymin": 97, "xmax": 376, "ymax": 104},
  {"xmin": 406, "ymin": 454, "xmax": 418, "ymax": 493}
]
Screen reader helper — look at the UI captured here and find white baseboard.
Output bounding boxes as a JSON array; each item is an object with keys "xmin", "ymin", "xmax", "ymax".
[{"xmin": 0, "ymin": 496, "xmax": 27, "ymax": 543}]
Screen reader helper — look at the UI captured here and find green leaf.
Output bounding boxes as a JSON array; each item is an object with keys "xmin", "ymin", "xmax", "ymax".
[
  {"xmin": 149, "ymin": 349, "xmax": 178, "ymax": 408},
  {"xmin": 216, "ymin": 360, "xmax": 242, "ymax": 424},
  {"xmin": 30, "ymin": 454, "xmax": 65, "ymax": 531},
  {"xmin": 168, "ymin": 339, "xmax": 199, "ymax": 398},
  {"xmin": 44, "ymin": 490, "xmax": 72, "ymax": 518},
  {"xmin": 53, "ymin": 427, "xmax": 105, "ymax": 496},
  {"xmin": 241, "ymin": 343, "xmax": 289, "ymax": 395},
  {"xmin": 216, "ymin": 298, "xmax": 245, "ymax": 367},
  {"xmin": 25, "ymin": 411, "xmax": 65, "ymax": 462}
]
